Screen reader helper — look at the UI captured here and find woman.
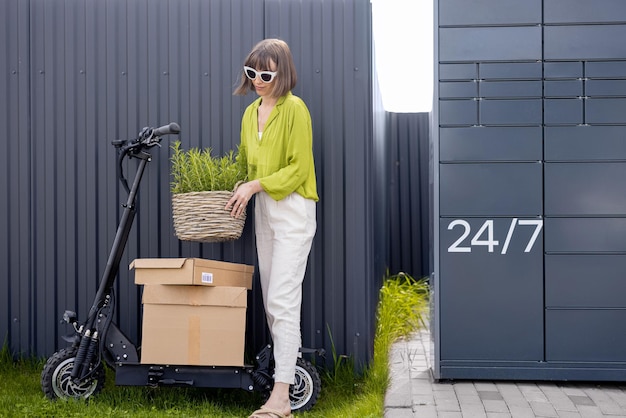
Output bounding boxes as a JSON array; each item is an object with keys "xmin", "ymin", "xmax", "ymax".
[{"xmin": 226, "ymin": 38, "xmax": 318, "ymax": 418}]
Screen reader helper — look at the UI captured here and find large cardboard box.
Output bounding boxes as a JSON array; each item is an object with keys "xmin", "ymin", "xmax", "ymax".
[
  {"xmin": 131, "ymin": 258, "xmax": 254, "ymax": 289},
  {"xmin": 140, "ymin": 285, "xmax": 248, "ymax": 366}
]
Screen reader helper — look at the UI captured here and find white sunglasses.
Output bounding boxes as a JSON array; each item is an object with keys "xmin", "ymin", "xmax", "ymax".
[{"xmin": 244, "ymin": 66, "xmax": 277, "ymax": 83}]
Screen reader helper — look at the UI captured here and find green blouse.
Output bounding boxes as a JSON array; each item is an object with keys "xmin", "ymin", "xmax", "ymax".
[{"xmin": 239, "ymin": 92, "xmax": 319, "ymax": 202}]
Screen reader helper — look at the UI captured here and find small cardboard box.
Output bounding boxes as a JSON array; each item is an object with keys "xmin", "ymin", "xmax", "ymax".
[
  {"xmin": 140, "ymin": 284, "xmax": 248, "ymax": 366},
  {"xmin": 130, "ymin": 258, "xmax": 254, "ymax": 289}
]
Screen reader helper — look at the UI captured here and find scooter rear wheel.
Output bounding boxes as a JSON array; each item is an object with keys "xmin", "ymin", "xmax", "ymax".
[
  {"xmin": 290, "ymin": 357, "xmax": 321, "ymax": 412},
  {"xmin": 41, "ymin": 347, "xmax": 105, "ymax": 400}
]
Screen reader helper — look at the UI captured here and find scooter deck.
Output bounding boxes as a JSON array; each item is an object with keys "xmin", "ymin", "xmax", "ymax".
[{"xmin": 114, "ymin": 362, "xmax": 258, "ymax": 390}]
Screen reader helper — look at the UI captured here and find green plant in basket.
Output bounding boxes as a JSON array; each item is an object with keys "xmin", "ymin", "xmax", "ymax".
[
  {"xmin": 170, "ymin": 140, "xmax": 247, "ymax": 193},
  {"xmin": 170, "ymin": 141, "xmax": 249, "ymax": 243}
]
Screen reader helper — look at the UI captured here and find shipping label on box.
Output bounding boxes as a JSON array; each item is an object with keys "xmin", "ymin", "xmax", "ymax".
[
  {"xmin": 140, "ymin": 285, "xmax": 248, "ymax": 367},
  {"xmin": 201, "ymin": 272, "xmax": 214, "ymax": 284},
  {"xmin": 130, "ymin": 258, "xmax": 254, "ymax": 288}
]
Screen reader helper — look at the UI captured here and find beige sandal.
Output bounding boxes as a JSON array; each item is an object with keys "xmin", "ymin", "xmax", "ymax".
[{"xmin": 248, "ymin": 406, "xmax": 292, "ymax": 418}]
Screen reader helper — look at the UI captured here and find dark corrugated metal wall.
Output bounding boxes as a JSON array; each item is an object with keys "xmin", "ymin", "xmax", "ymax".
[
  {"xmin": 388, "ymin": 112, "xmax": 431, "ymax": 279},
  {"xmin": 1, "ymin": 0, "xmax": 429, "ymax": 370}
]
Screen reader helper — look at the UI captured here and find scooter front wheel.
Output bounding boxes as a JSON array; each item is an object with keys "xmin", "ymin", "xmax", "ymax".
[
  {"xmin": 41, "ymin": 347, "xmax": 105, "ymax": 400},
  {"xmin": 290, "ymin": 357, "xmax": 321, "ymax": 412}
]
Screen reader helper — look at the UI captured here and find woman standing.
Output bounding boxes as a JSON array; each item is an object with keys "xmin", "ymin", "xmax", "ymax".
[{"xmin": 226, "ymin": 38, "xmax": 318, "ymax": 418}]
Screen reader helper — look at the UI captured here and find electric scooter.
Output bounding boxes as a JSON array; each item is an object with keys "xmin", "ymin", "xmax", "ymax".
[{"xmin": 40, "ymin": 123, "xmax": 322, "ymax": 413}]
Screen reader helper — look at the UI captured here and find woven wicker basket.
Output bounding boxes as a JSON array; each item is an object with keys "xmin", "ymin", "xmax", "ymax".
[{"xmin": 172, "ymin": 191, "xmax": 246, "ymax": 242}]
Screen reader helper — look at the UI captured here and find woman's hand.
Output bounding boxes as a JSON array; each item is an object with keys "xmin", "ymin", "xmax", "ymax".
[{"xmin": 225, "ymin": 180, "xmax": 262, "ymax": 218}]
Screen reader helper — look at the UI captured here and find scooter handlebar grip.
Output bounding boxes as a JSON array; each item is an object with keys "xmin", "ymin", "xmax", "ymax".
[{"xmin": 152, "ymin": 122, "xmax": 180, "ymax": 136}]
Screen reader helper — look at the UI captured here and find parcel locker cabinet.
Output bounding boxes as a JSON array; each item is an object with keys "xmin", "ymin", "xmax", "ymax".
[
  {"xmin": 433, "ymin": 0, "xmax": 626, "ymax": 381},
  {"xmin": 439, "ymin": 217, "xmax": 544, "ymax": 363},
  {"xmin": 546, "ymin": 255, "xmax": 626, "ymax": 364}
]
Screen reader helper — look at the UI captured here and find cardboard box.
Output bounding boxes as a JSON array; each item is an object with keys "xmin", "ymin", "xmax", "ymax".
[
  {"xmin": 140, "ymin": 284, "xmax": 248, "ymax": 366},
  {"xmin": 130, "ymin": 258, "xmax": 254, "ymax": 289}
]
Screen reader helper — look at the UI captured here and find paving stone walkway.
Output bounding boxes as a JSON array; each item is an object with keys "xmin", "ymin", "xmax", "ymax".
[{"xmin": 384, "ymin": 327, "xmax": 626, "ymax": 417}]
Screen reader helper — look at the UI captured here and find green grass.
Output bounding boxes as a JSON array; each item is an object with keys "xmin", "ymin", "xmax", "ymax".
[{"xmin": 0, "ymin": 273, "xmax": 428, "ymax": 417}]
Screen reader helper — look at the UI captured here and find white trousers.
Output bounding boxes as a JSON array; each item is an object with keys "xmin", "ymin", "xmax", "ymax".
[{"xmin": 254, "ymin": 191, "xmax": 317, "ymax": 384}]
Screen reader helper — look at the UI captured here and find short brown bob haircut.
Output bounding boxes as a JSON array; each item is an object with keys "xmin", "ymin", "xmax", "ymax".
[{"xmin": 234, "ymin": 38, "xmax": 297, "ymax": 98}]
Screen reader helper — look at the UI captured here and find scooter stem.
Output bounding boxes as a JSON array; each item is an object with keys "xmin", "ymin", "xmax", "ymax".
[{"xmin": 88, "ymin": 154, "xmax": 149, "ymax": 322}]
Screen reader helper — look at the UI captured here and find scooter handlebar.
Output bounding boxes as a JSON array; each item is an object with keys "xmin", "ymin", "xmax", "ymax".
[{"xmin": 152, "ymin": 122, "xmax": 180, "ymax": 137}]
